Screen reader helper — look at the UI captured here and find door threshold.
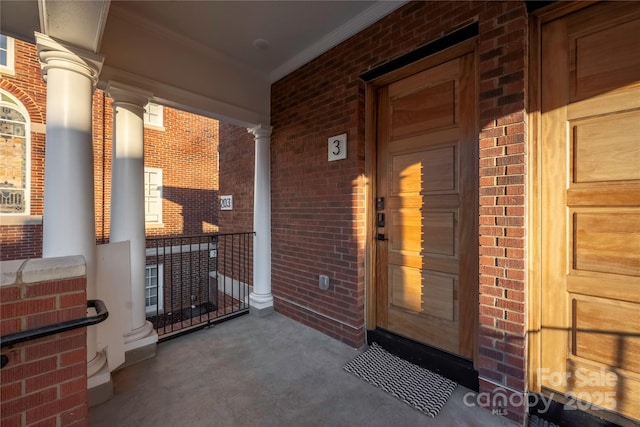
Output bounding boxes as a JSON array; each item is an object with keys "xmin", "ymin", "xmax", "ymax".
[
  {"xmin": 530, "ymin": 392, "xmax": 635, "ymax": 427},
  {"xmin": 367, "ymin": 328, "xmax": 479, "ymax": 392}
]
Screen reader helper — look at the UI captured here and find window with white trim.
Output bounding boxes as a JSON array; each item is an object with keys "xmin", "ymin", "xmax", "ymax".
[
  {"xmin": 145, "ymin": 264, "xmax": 164, "ymax": 314},
  {"xmin": 0, "ymin": 35, "xmax": 15, "ymax": 74},
  {"xmin": 143, "ymin": 102, "xmax": 163, "ymax": 128},
  {"xmin": 144, "ymin": 167, "xmax": 162, "ymax": 224},
  {"xmin": 0, "ymin": 90, "xmax": 30, "ymax": 214}
]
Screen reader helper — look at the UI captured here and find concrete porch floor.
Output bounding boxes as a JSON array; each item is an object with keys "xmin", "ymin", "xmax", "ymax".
[{"xmin": 89, "ymin": 313, "xmax": 518, "ymax": 427}]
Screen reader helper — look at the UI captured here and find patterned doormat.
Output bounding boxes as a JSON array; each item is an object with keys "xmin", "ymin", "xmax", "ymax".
[
  {"xmin": 528, "ymin": 415, "xmax": 559, "ymax": 427},
  {"xmin": 343, "ymin": 343, "xmax": 457, "ymax": 417}
]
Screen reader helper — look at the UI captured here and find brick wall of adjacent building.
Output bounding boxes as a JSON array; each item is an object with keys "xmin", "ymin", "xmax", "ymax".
[
  {"xmin": 1, "ymin": 39, "xmax": 220, "ymax": 261},
  {"xmin": 1, "ymin": 39, "xmax": 221, "ymax": 357},
  {"xmin": 140, "ymin": 108, "xmax": 219, "ymax": 238},
  {"xmin": 270, "ymin": 0, "xmax": 528, "ymax": 423},
  {"xmin": 0, "ymin": 39, "xmax": 47, "ymax": 261},
  {"xmin": 0, "ymin": 224, "xmax": 43, "ymax": 261},
  {"xmin": 93, "ymin": 92, "xmax": 109, "ymax": 246},
  {"xmin": 94, "ymin": 97, "xmax": 221, "ymax": 242},
  {"xmin": 0, "ymin": 259, "xmax": 88, "ymax": 427},
  {"xmin": 218, "ymin": 124, "xmax": 254, "ymax": 234},
  {"xmin": 216, "ymin": 123, "xmax": 255, "ymax": 287}
]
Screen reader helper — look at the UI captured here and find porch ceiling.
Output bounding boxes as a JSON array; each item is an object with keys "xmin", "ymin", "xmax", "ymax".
[{"xmin": 1, "ymin": 0, "xmax": 407, "ymax": 126}]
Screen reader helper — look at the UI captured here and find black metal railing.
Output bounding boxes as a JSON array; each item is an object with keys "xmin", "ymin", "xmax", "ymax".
[
  {"xmin": 145, "ymin": 232, "xmax": 253, "ymax": 340},
  {"xmin": 1, "ymin": 300, "xmax": 109, "ymax": 368}
]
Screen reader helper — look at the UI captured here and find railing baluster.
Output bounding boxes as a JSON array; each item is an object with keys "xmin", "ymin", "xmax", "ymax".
[
  {"xmin": 188, "ymin": 237, "xmax": 193, "ymax": 327},
  {"xmin": 223, "ymin": 234, "xmax": 228, "ymax": 315},
  {"xmin": 231, "ymin": 236, "xmax": 239, "ymax": 312},
  {"xmin": 169, "ymin": 237, "xmax": 174, "ymax": 334}
]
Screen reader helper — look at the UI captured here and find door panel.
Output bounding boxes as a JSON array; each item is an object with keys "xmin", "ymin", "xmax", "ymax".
[
  {"xmin": 540, "ymin": 2, "xmax": 640, "ymax": 421},
  {"xmin": 572, "ymin": 111, "xmax": 640, "ymax": 183},
  {"xmin": 391, "ymin": 81, "xmax": 456, "ymax": 138},
  {"xmin": 376, "ymin": 53, "xmax": 476, "ymax": 359}
]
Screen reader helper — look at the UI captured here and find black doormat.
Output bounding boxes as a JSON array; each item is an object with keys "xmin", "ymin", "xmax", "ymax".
[
  {"xmin": 528, "ymin": 415, "xmax": 559, "ymax": 427},
  {"xmin": 181, "ymin": 302, "xmax": 216, "ymax": 319},
  {"xmin": 344, "ymin": 343, "xmax": 457, "ymax": 417}
]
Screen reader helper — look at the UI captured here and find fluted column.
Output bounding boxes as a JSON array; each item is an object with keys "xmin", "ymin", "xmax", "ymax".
[
  {"xmin": 106, "ymin": 82, "xmax": 157, "ymax": 352},
  {"xmin": 36, "ymin": 33, "xmax": 107, "ymax": 383},
  {"xmin": 248, "ymin": 125, "xmax": 273, "ymax": 316}
]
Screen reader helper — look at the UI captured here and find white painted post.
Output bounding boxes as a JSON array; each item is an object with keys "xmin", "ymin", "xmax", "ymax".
[
  {"xmin": 248, "ymin": 125, "xmax": 274, "ymax": 316},
  {"xmin": 36, "ymin": 33, "xmax": 108, "ymax": 382},
  {"xmin": 106, "ymin": 82, "xmax": 157, "ymax": 351}
]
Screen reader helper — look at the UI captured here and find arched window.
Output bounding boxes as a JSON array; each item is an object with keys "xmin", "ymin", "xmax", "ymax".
[{"xmin": 0, "ymin": 90, "xmax": 30, "ymax": 214}]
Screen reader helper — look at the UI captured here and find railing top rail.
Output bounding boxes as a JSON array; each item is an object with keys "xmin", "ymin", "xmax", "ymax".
[{"xmin": 146, "ymin": 231, "xmax": 255, "ymax": 241}]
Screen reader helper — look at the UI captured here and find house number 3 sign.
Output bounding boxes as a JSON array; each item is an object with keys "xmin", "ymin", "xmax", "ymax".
[{"xmin": 328, "ymin": 133, "xmax": 347, "ymax": 162}]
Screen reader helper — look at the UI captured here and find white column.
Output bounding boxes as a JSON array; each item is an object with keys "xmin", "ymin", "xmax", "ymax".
[
  {"xmin": 36, "ymin": 33, "xmax": 108, "ymax": 381},
  {"xmin": 248, "ymin": 125, "xmax": 274, "ymax": 316},
  {"xmin": 105, "ymin": 82, "xmax": 157, "ymax": 351}
]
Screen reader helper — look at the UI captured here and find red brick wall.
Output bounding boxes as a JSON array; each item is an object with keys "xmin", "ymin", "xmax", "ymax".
[
  {"xmin": 93, "ymin": 92, "xmax": 109, "ymax": 245},
  {"xmin": 270, "ymin": 0, "xmax": 528, "ymax": 423},
  {"xmin": 216, "ymin": 123, "xmax": 255, "ymax": 286},
  {"xmin": 0, "ymin": 40, "xmax": 47, "ymax": 261},
  {"xmin": 1, "ymin": 39, "xmax": 221, "ymax": 261},
  {"xmin": 1, "ymin": 269, "xmax": 88, "ymax": 426},
  {"xmin": 141, "ymin": 108, "xmax": 220, "ymax": 237},
  {"xmin": 218, "ymin": 123, "xmax": 254, "ymax": 234},
  {"xmin": 476, "ymin": 2, "xmax": 528, "ymax": 422},
  {"xmin": 97, "ymin": 99, "xmax": 221, "ymax": 240},
  {"xmin": 0, "ymin": 225, "xmax": 42, "ymax": 260}
]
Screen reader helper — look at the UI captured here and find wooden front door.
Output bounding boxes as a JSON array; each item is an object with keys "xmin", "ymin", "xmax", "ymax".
[
  {"xmin": 375, "ymin": 52, "xmax": 477, "ymax": 359},
  {"xmin": 540, "ymin": 2, "xmax": 640, "ymax": 421}
]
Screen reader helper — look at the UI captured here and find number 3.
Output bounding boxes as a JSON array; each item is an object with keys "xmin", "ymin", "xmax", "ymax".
[
  {"xmin": 328, "ymin": 134, "xmax": 347, "ymax": 161},
  {"xmin": 332, "ymin": 139, "xmax": 340, "ymax": 155}
]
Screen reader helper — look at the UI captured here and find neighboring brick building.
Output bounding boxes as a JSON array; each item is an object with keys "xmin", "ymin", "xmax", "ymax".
[
  {"xmin": 1, "ymin": 38, "xmax": 221, "ymax": 329},
  {"xmin": 0, "ymin": 38, "xmax": 220, "ymax": 258}
]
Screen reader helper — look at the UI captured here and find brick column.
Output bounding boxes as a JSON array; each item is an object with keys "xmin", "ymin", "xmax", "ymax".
[{"xmin": 476, "ymin": 2, "xmax": 529, "ymax": 424}]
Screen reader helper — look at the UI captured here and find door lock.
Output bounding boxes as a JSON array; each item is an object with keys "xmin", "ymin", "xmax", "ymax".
[{"xmin": 377, "ymin": 212, "xmax": 385, "ymax": 227}]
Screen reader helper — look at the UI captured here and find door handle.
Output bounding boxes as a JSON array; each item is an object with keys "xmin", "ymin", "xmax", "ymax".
[{"xmin": 377, "ymin": 213, "xmax": 385, "ymax": 227}]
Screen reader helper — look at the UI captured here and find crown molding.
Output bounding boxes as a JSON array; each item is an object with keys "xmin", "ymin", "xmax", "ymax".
[{"xmin": 269, "ymin": 1, "xmax": 408, "ymax": 83}]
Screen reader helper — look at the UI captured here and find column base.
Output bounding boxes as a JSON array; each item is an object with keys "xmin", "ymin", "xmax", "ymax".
[
  {"xmin": 88, "ymin": 352, "xmax": 112, "ymax": 407},
  {"xmin": 121, "ymin": 321, "xmax": 158, "ymax": 368},
  {"xmin": 123, "ymin": 320, "xmax": 157, "ymax": 346},
  {"xmin": 249, "ymin": 292, "xmax": 274, "ymax": 317},
  {"xmin": 87, "ymin": 348, "xmax": 108, "ymax": 378}
]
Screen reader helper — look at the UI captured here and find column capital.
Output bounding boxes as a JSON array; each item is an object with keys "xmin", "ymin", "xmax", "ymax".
[
  {"xmin": 248, "ymin": 124, "xmax": 272, "ymax": 139},
  {"xmin": 106, "ymin": 81, "xmax": 153, "ymax": 109},
  {"xmin": 35, "ymin": 32, "xmax": 104, "ymax": 86}
]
